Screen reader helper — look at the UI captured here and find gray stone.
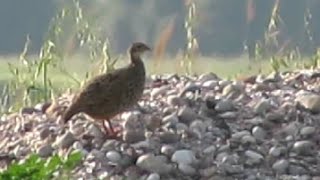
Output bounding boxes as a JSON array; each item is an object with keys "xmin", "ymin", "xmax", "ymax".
[
  {"xmin": 178, "ymin": 163, "xmax": 196, "ymax": 175},
  {"xmin": 178, "ymin": 106, "xmax": 198, "ymax": 124},
  {"xmin": 171, "ymin": 150, "xmax": 196, "ymax": 165},
  {"xmin": 54, "ymin": 131, "xmax": 76, "ymax": 149},
  {"xmin": 252, "ymin": 126, "xmax": 266, "ymax": 140},
  {"xmin": 162, "ymin": 113, "xmax": 179, "ymax": 125},
  {"xmin": 122, "ymin": 130, "xmax": 145, "ymax": 143},
  {"xmin": 300, "ymin": 126, "xmax": 316, "ymax": 136},
  {"xmin": 146, "ymin": 173, "xmax": 160, "ymax": 180},
  {"xmin": 245, "ymin": 150, "xmax": 263, "ymax": 165},
  {"xmin": 106, "ymin": 151, "xmax": 121, "ymax": 164},
  {"xmin": 296, "ymin": 94, "xmax": 320, "ymax": 113},
  {"xmin": 159, "ymin": 132, "xmax": 180, "ymax": 144},
  {"xmin": 272, "ymin": 159, "xmax": 289, "ymax": 174},
  {"xmin": 215, "ymin": 99, "xmax": 235, "ymax": 112},
  {"xmin": 292, "ymin": 140, "xmax": 314, "ymax": 155},
  {"xmin": 136, "ymin": 154, "xmax": 172, "ymax": 174},
  {"xmin": 37, "ymin": 144, "xmax": 54, "ymax": 157}
]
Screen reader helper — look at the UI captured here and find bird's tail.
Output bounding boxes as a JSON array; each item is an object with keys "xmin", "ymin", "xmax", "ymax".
[{"xmin": 62, "ymin": 104, "xmax": 79, "ymax": 123}]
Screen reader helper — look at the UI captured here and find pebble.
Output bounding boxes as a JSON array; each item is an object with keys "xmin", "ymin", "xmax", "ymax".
[
  {"xmin": 106, "ymin": 151, "xmax": 121, "ymax": 164},
  {"xmin": 272, "ymin": 159, "xmax": 289, "ymax": 174},
  {"xmin": 171, "ymin": 150, "xmax": 196, "ymax": 165},
  {"xmin": 54, "ymin": 131, "xmax": 76, "ymax": 149},
  {"xmin": 215, "ymin": 99, "xmax": 235, "ymax": 112},
  {"xmin": 136, "ymin": 154, "xmax": 172, "ymax": 174},
  {"xmin": 251, "ymin": 126, "xmax": 266, "ymax": 140},
  {"xmin": 122, "ymin": 130, "xmax": 146, "ymax": 143},
  {"xmin": 178, "ymin": 163, "xmax": 196, "ymax": 175},
  {"xmin": 146, "ymin": 173, "xmax": 161, "ymax": 180},
  {"xmin": 245, "ymin": 150, "xmax": 264, "ymax": 165},
  {"xmin": 296, "ymin": 93, "xmax": 320, "ymax": 113},
  {"xmin": 37, "ymin": 144, "xmax": 54, "ymax": 157},
  {"xmin": 177, "ymin": 106, "xmax": 198, "ymax": 124},
  {"xmin": 292, "ymin": 140, "xmax": 314, "ymax": 155},
  {"xmin": 300, "ymin": 126, "xmax": 316, "ymax": 136}
]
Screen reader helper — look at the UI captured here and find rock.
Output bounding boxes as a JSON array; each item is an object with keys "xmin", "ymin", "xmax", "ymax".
[
  {"xmin": 253, "ymin": 99, "xmax": 273, "ymax": 115},
  {"xmin": 272, "ymin": 159, "xmax": 289, "ymax": 174},
  {"xmin": 37, "ymin": 144, "xmax": 54, "ymax": 157},
  {"xmin": 215, "ymin": 99, "xmax": 235, "ymax": 112},
  {"xmin": 151, "ymin": 86, "xmax": 171, "ymax": 99},
  {"xmin": 245, "ymin": 150, "xmax": 263, "ymax": 165},
  {"xmin": 144, "ymin": 115, "xmax": 162, "ymax": 131},
  {"xmin": 296, "ymin": 93, "xmax": 320, "ymax": 113},
  {"xmin": 54, "ymin": 131, "xmax": 76, "ymax": 149},
  {"xmin": 203, "ymin": 145, "xmax": 216, "ymax": 154},
  {"xmin": 136, "ymin": 154, "xmax": 172, "ymax": 174},
  {"xmin": 178, "ymin": 163, "xmax": 196, "ymax": 175},
  {"xmin": 162, "ymin": 113, "xmax": 179, "ymax": 125},
  {"xmin": 288, "ymin": 165, "xmax": 308, "ymax": 175},
  {"xmin": 161, "ymin": 145, "xmax": 175, "ymax": 157},
  {"xmin": 222, "ymin": 84, "xmax": 242, "ymax": 98},
  {"xmin": 159, "ymin": 132, "xmax": 180, "ymax": 144},
  {"xmin": 167, "ymin": 95, "xmax": 184, "ymax": 106},
  {"xmin": 122, "ymin": 130, "xmax": 145, "ymax": 143},
  {"xmin": 146, "ymin": 173, "xmax": 161, "ymax": 180},
  {"xmin": 300, "ymin": 126, "xmax": 316, "ymax": 137},
  {"xmin": 87, "ymin": 124, "xmax": 105, "ymax": 138},
  {"xmin": 189, "ymin": 120, "xmax": 206, "ymax": 133},
  {"xmin": 252, "ymin": 126, "xmax": 266, "ymax": 140},
  {"xmin": 202, "ymin": 80, "xmax": 218, "ymax": 89},
  {"xmin": 241, "ymin": 135, "xmax": 256, "ymax": 144},
  {"xmin": 106, "ymin": 151, "xmax": 121, "ymax": 164},
  {"xmin": 292, "ymin": 140, "xmax": 314, "ymax": 155},
  {"xmin": 171, "ymin": 150, "xmax": 196, "ymax": 165},
  {"xmin": 39, "ymin": 127, "xmax": 51, "ymax": 140},
  {"xmin": 177, "ymin": 106, "xmax": 198, "ymax": 124},
  {"xmin": 199, "ymin": 72, "xmax": 219, "ymax": 83},
  {"xmin": 269, "ymin": 146, "xmax": 285, "ymax": 157},
  {"xmin": 122, "ymin": 111, "xmax": 143, "ymax": 130}
]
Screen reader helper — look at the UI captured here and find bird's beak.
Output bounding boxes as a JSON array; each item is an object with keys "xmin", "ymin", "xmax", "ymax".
[{"xmin": 145, "ymin": 46, "xmax": 152, "ymax": 51}]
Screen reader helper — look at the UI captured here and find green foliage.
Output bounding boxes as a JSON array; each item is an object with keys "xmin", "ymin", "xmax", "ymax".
[{"xmin": 0, "ymin": 151, "xmax": 82, "ymax": 180}]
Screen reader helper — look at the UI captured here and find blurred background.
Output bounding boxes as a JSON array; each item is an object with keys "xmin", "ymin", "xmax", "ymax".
[{"xmin": 1, "ymin": 0, "xmax": 320, "ymax": 58}]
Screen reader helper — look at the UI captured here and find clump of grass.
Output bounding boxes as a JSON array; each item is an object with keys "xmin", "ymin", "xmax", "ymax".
[{"xmin": 182, "ymin": 0, "xmax": 199, "ymax": 75}]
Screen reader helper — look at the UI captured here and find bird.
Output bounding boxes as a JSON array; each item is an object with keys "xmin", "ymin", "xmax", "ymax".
[{"xmin": 62, "ymin": 42, "xmax": 151, "ymax": 138}]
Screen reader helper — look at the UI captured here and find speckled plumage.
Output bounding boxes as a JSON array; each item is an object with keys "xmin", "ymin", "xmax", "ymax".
[{"xmin": 62, "ymin": 42, "xmax": 150, "ymax": 137}]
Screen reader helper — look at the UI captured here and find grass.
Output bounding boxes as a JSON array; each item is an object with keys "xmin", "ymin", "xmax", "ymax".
[{"xmin": 0, "ymin": 54, "xmax": 305, "ymax": 89}]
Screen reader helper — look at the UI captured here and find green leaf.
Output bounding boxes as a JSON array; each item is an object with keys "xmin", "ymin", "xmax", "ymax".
[{"xmin": 63, "ymin": 151, "xmax": 82, "ymax": 171}]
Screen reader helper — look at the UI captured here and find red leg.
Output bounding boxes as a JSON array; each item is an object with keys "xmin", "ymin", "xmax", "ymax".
[
  {"xmin": 105, "ymin": 119, "xmax": 122, "ymax": 139},
  {"xmin": 102, "ymin": 121, "xmax": 110, "ymax": 136}
]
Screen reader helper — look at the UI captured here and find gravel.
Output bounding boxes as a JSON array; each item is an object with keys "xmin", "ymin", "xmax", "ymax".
[{"xmin": 2, "ymin": 70, "xmax": 320, "ymax": 179}]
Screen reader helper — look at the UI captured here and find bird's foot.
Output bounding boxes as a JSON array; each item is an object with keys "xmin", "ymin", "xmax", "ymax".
[{"xmin": 105, "ymin": 126, "xmax": 122, "ymax": 140}]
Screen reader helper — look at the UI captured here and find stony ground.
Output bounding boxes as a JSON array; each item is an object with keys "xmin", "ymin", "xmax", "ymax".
[{"xmin": 1, "ymin": 70, "xmax": 320, "ymax": 180}]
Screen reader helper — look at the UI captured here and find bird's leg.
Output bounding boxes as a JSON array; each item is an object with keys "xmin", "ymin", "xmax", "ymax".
[
  {"xmin": 105, "ymin": 119, "xmax": 122, "ymax": 139},
  {"xmin": 102, "ymin": 121, "xmax": 111, "ymax": 136}
]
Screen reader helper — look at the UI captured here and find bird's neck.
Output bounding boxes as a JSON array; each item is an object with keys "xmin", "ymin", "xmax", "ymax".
[{"xmin": 130, "ymin": 53, "xmax": 143, "ymax": 65}]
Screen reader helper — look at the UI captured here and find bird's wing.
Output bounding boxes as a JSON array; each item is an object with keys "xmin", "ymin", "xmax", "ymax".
[{"xmin": 74, "ymin": 67, "xmax": 128, "ymax": 108}]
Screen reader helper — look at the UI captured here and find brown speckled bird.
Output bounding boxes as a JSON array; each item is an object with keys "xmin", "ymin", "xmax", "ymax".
[{"xmin": 62, "ymin": 42, "xmax": 151, "ymax": 138}]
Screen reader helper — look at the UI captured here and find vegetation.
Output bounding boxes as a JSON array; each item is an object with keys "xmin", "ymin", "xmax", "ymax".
[{"xmin": 0, "ymin": 151, "xmax": 82, "ymax": 180}]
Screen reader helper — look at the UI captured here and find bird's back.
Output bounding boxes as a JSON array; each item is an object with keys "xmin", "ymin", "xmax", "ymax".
[{"xmin": 63, "ymin": 59, "xmax": 146, "ymax": 121}]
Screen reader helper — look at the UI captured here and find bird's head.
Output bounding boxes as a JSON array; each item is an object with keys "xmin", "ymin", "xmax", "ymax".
[{"xmin": 129, "ymin": 42, "xmax": 151, "ymax": 60}]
